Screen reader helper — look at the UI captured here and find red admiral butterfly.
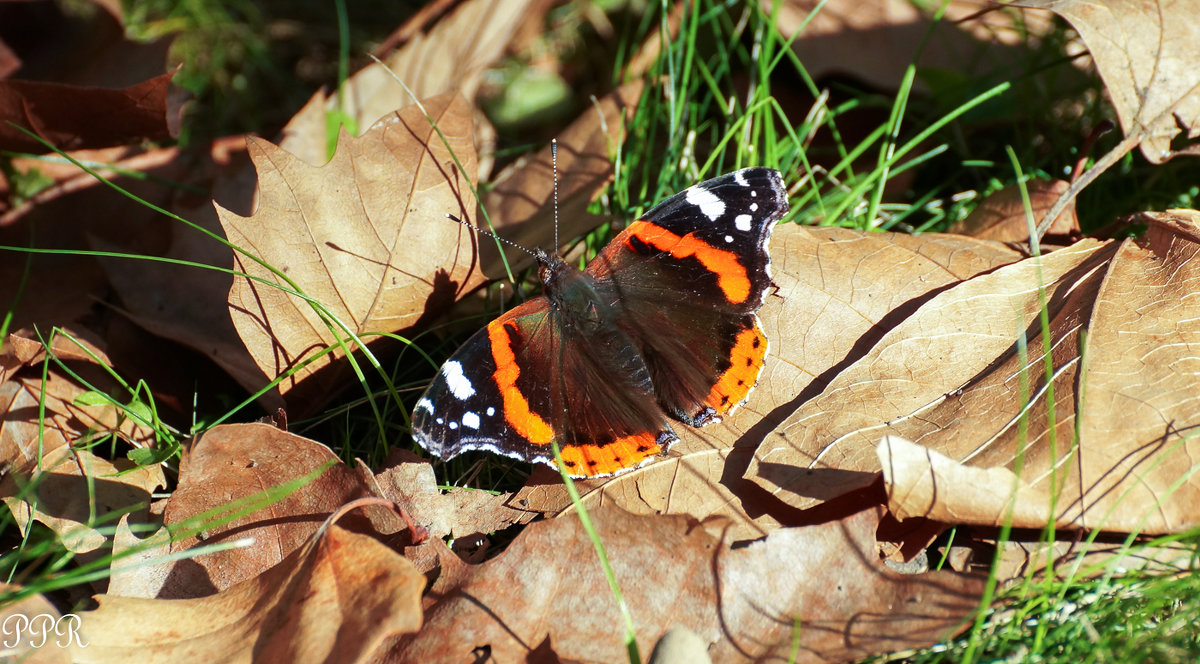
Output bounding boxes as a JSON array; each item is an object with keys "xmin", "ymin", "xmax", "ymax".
[{"xmin": 413, "ymin": 168, "xmax": 788, "ymax": 477}]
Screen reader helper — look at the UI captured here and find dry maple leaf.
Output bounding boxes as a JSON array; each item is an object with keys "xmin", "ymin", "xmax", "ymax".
[
  {"xmin": 1016, "ymin": 0, "xmax": 1200, "ymax": 163},
  {"xmin": 68, "ymin": 518, "xmax": 424, "ymax": 663},
  {"xmin": 218, "ymin": 93, "xmax": 483, "ymax": 411},
  {"xmin": 157, "ymin": 422, "xmax": 403, "ymax": 598},
  {"xmin": 751, "ymin": 212, "xmax": 1200, "ymax": 534},
  {"xmin": 388, "ymin": 506, "xmax": 981, "ymax": 663}
]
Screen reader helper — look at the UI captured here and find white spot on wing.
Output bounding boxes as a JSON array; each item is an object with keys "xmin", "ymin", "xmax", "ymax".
[
  {"xmin": 462, "ymin": 411, "xmax": 480, "ymax": 429},
  {"xmin": 750, "ymin": 202, "xmax": 758, "ymax": 211},
  {"xmin": 725, "ymin": 235, "xmax": 733, "ymax": 243},
  {"xmin": 735, "ymin": 214, "xmax": 752, "ymax": 231},
  {"xmin": 685, "ymin": 186, "xmax": 725, "ymax": 220},
  {"xmin": 486, "ymin": 406, "xmax": 495, "ymax": 416},
  {"xmin": 449, "ymin": 421, "xmax": 458, "ymax": 430},
  {"xmin": 441, "ymin": 361, "xmax": 475, "ymax": 400},
  {"xmin": 734, "ymin": 169, "xmax": 749, "ymax": 186},
  {"xmin": 415, "ymin": 398, "xmax": 434, "ymax": 414}
]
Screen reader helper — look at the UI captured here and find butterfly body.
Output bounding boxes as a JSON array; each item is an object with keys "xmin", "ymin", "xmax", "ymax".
[{"xmin": 413, "ymin": 167, "xmax": 788, "ymax": 477}]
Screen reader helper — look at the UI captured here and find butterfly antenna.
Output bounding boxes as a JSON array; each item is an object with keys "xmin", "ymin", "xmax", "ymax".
[
  {"xmin": 552, "ymin": 138, "xmax": 559, "ymax": 257},
  {"xmin": 445, "ymin": 213, "xmax": 538, "ymax": 260}
]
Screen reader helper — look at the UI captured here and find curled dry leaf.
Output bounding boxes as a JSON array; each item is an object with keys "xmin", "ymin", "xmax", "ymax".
[
  {"xmin": 1015, "ymin": 0, "xmax": 1200, "ymax": 163},
  {"xmin": 69, "ymin": 523, "xmax": 424, "ymax": 664},
  {"xmin": 159, "ymin": 422, "xmax": 402, "ymax": 598},
  {"xmin": 509, "ymin": 223, "xmax": 1021, "ymax": 537},
  {"xmin": 0, "ymin": 71, "xmax": 177, "ymax": 153},
  {"xmin": 218, "ymin": 93, "xmax": 482, "ymax": 411},
  {"xmin": 751, "ymin": 212, "xmax": 1200, "ymax": 533},
  {"xmin": 388, "ymin": 507, "xmax": 982, "ymax": 663}
]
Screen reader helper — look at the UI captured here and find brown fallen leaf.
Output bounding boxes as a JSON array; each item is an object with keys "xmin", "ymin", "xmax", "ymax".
[
  {"xmin": 1016, "ymin": 0, "xmax": 1200, "ymax": 163},
  {"xmin": 507, "ymin": 223, "xmax": 1022, "ymax": 536},
  {"xmin": 950, "ymin": 179, "xmax": 1081, "ymax": 244},
  {"xmin": 108, "ymin": 514, "xmax": 173, "ymax": 598},
  {"xmin": 769, "ymin": 0, "xmax": 1053, "ymax": 91},
  {"xmin": 751, "ymin": 211, "xmax": 1200, "ymax": 533},
  {"xmin": 0, "ymin": 71, "xmax": 177, "ymax": 153},
  {"xmin": 369, "ymin": 449, "xmax": 535, "ymax": 542},
  {"xmin": 387, "ymin": 507, "xmax": 982, "ymax": 662},
  {"xmin": 158, "ymin": 422, "xmax": 402, "ymax": 598},
  {"xmin": 219, "ymin": 93, "xmax": 483, "ymax": 411},
  {"xmin": 1, "ymin": 331, "xmax": 163, "ymax": 553},
  {"xmin": 69, "ymin": 514, "xmax": 425, "ymax": 663}
]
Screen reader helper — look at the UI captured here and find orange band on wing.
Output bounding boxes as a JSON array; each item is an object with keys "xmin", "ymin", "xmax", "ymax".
[
  {"xmin": 488, "ymin": 321, "xmax": 554, "ymax": 444},
  {"xmin": 557, "ymin": 431, "xmax": 664, "ymax": 477},
  {"xmin": 705, "ymin": 323, "xmax": 767, "ymax": 413},
  {"xmin": 625, "ymin": 221, "xmax": 751, "ymax": 304}
]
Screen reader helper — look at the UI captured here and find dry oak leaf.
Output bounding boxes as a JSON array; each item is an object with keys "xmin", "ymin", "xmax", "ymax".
[
  {"xmin": 159, "ymin": 422, "xmax": 402, "ymax": 598},
  {"xmin": 68, "ymin": 522, "xmax": 424, "ymax": 664},
  {"xmin": 751, "ymin": 212, "xmax": 1200, "ymax": 533},
  {"xmin": 219, "ymin": 93, "xmax": 483, "ymax": 410},
  {"xmin": 388, "ymin": 506, "xmax": 982, "ymax": 663},
  {"xmin": 509, "ymin": 223, "xmax": 1022, "ymax": 537},
  {"xmin": 1015, "ymin": 0, "xmax": 1200, "ymax": 163},
  {"xmin": 0, "ymin": 71, "xmax": 176, "ymax": 153},
  {"xmin": 480, "ymin": 80, "xmax": 644, "ymax": 277},
  {"xmin": 279, "ymin": 0, "xmax": 534, "ymax": 168}
]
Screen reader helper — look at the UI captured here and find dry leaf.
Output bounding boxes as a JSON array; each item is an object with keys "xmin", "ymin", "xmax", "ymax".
[
  {"xmin": 2, "ymin": 446, "xmax": 163, "ymax": 555},
  {"xmin": 388, "ymin": 507, "xmax": 982, "ymax": 662},
  {"xmin": 751, "ymin": 212, "xmax": 1200, "ymax": 533},
  {"xmin": 370, "ymin": 449, "xmax": 534, "ymax": 541},
  {"xmin": 1, "ymin": 332, "xmax": 163, "ymax": 553},
  {"xmin": 159, "ymin": 422, "xmax": 401, "ymax": 598},
  {"xmin": 219, "ymin": 93, "xmax": 483, "ymax": 411},
  {"xmin": 108, "ymin": 515, "xmax": 173, "ymax": 598},
  {"xmin": 69, "ymin": 521, "xmax": 424, "ymax": 663},
  {"xmin": 950, "ymin": 179, "xmax": 1080, "ymax": 244},
  {"xmin": 0, "ymin": 71, "xmax": 176, "ymax": 152},
  {"xmin": 1016, "ymin": 0, "xmax": 1200, "ymax": 163},
  {"xmin": 769, "ymin": 0, "xmax": 1051, "ymax": 91}
]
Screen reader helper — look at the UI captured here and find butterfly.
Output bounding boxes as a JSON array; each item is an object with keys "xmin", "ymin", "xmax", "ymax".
[{"xmin": 413, "ymin": 168, "xmax": 787, "ymax": 477}]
